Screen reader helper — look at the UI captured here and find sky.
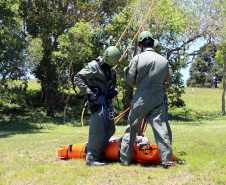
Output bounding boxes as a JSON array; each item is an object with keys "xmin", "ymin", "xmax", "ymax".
[
  {"xmin": 180, "ymin": 64, "xmax": 191, "ymax": 87},
  {"xmin": 180, "ymin": 38, "xmax": 207, "ymax": 86}
]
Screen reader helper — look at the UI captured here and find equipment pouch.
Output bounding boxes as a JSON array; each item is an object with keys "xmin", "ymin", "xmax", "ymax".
[
  {"xmin": 90, "ymin": 104, "xmax": 101, "ymax": 114},
  {"xmin": 105, "ymin": 89, "xmax": 118, "ymax": 100},
  {"xmin": 87, "ymin": 92, "xmax": 96, "ymax": 104}
]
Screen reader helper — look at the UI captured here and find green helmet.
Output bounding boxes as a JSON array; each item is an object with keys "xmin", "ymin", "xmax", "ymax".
[
  {"xmin": 154, "ymin": 40, "xmax": 159, "ymax": 48},
  {"xmin": 103, "ymin": 46, "xmax": 121, "ymax": 66},
  {"xmin": 154, "ymin": 40, "xmax": 161, "ymax": 53},
  {"xmin": 137, "ymin": 31, "xmax": 154, "ymax": 44}
]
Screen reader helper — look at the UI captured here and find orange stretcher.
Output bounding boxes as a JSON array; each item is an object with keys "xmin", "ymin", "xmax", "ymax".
[{"xmin": 57, "ymin": 140, "xmax": 175, "ymax": 163}]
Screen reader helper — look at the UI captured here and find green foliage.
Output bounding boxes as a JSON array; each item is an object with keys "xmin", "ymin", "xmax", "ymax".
[
  {"xmin": 55, "ymin": 21, "xmax": 96, "ymax": 75},
  {"xmin": 187, "ymin": 43, "xmax": 221, "ymax": 88},
  {"xmin": 219, "ymin": 80, "xmax": 224, "ymax": 89},
  {"xmin": 26, "ymin": 35, "xmax": 44, "ymax": 67},
  {"xmin": 168, "ymin": 86, "xmax": 185, "ymax": 107},
  {"xmin": 215, "ymin": 41, "xmax": 226, "ymax": 75},
  {"xmin": 0, "ymin": 0, "xmax": 27, "ymax": 84}
]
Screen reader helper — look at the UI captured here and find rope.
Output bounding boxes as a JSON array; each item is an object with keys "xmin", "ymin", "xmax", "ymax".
[
  {"xmin": 140, "ymin": 118, "xmax": 148, "ymax": 136},
  {"xmin": 114, "ymin": 107, "xmax": 131, "ymax": 125},
  {"xmin": 114, "ymin": 0, "xmax": 155, "ymax": 69},
  {"xmin": 115, "ymin": 0, "xmax": 141, "ymax": 47},
  {"xmin": 114, "ymin": 107, "xmax": 131, "ymax": 120},
  {"xmin": 81, "ymin": 101, "xmax": 89, "ymax": 137}
]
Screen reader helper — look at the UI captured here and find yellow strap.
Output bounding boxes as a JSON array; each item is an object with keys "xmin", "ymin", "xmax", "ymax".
[{"xmin": 114, "ymin": 0, "xmax": 155, "ymax": 69}]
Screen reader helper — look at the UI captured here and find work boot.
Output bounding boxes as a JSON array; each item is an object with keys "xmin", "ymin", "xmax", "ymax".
[
  {"xmin": 121, "ymin": 161, "xmax": 130, "ymax": 166},
  {"xmin": 162, "ymin": 161, "xmax": 175, "ymax": 169},
  {"xmin": 86, "ymin": 161, "xmax": 107, "ymax": 166}
]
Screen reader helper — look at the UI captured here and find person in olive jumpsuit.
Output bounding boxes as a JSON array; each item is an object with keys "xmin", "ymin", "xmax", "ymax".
[
  {"xmin": 74, "ymin": 46, "xmax": 121, "ymax": 166},
  {"xmin": 120, "ymin": 31, "xmax": 174, "ymax": 168}
]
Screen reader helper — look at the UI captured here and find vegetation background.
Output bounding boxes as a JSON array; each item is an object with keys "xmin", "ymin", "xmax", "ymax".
[
  {"xmin": 1, "ymin": 0, "xmax": 226, "ymax": 184},
  {"xmin": 0, "ymin": 80, "xmax": 225, "ymax": 184}
]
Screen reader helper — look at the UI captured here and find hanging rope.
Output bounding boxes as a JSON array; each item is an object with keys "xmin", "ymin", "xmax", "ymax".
[
  {"xmin": 114, "ymin": 0, "xmax": 155, "ymax": 69},
  {"xmin": 115, "ymin": 0, "xmax": 141, "ymax": 48},
  {"xmin": 81, "ymin": 101, "xmax": 89, "ymax": 136},
  {"xmin": 114, "ymin": 107, "xmax": 131, "ymax": 125}
]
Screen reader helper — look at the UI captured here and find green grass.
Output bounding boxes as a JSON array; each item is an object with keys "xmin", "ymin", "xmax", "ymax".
[{"xmin": 1, "ymin": 87, "xmax": 226, "ymax": 184}]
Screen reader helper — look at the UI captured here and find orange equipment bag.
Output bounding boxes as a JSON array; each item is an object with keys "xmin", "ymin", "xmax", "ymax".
[{"xmin": 57, "ymin": 139, "xmax": 175, "ymax": 163}]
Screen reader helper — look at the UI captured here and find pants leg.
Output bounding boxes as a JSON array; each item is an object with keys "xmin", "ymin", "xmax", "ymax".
[
  {"xmin": 120, "ymin": 114, "xmax": 142, "ymax": 165},
  {"xmin": 86, "ymin": 109, "xmax": 105, "ymax": 162},
  {"xmin": 97, "ymin": 116, "xmax": 115, "ymax": 160},
  {"xmin": 86, "ymin": 108, "xmax": 115, "ymax": 162},
  {"xmin": 165, "ymin": 102, "xmax": 172, "ymax": 145},
  {"xmin": 147, "ymin": 104, "xmax": 173, "ymax": 164}
]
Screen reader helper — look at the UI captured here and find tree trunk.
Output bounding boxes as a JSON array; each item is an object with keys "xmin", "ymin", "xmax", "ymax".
[
  {"xmin": 63, "ymin": 61, "xmax": 72, "ymax": 123},
  {"xmin": 46, "ymin": 91, "xmax": 57, "ymax": 117},
  {"xmin": 222, "ymin": 80, "xmax": 225, "ymax": 115},
  {"xmin": 222, "ymin": 82, "xmax": 226, "ymax": 115},
  {"xmin": 222, "ymin": 64, "xmax": 226, "ymax": 115},
  {"xmin": 46, "ymin": 64, "xmax": 58, "ymax": 117}
]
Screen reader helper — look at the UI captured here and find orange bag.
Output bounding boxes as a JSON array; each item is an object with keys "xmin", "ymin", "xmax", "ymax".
[{"xmin": 57, "ymin": 141, "xmax": 175, "ymax": 163}]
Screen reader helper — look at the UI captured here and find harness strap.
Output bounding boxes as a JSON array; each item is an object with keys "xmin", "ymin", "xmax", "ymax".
[
  {"xmin": 79, "ymin": 143, "xmax": 87, "ymax": 158},
  {"xmin": 101, "ymin": 87, "xmax": 112, "ymax": 145},
  {"xmin": 66, "ymin": 144, "xmax": 73, "ymax": 158},
  {"xmin": 118, "ymin": 140, "xmax": 121, "ymax": 157}
]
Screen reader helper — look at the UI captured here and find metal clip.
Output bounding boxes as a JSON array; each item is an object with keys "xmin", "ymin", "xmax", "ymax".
[{"xmin": 109, "ymin": 107, "xmax": 117, "ymax": 120}]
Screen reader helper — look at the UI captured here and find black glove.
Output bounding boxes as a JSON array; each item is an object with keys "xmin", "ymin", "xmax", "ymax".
[
  {"xmin": 87, "ymin": 92, "xmax": 96, "ymax": 104},
  {"xmin": 105, "ymin": 89, "xmax": 118, "ymax": 100}
]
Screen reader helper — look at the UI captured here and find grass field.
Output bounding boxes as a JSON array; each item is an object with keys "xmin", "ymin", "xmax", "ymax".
[{"xmin": 0, "ymin": 87, "xmax": 226, "ymax": 184}]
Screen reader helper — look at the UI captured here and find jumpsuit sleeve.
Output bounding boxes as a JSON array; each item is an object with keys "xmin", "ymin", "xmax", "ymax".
[
  {"xmin": 125, "ymin": 56, "xmax": 138, "ymax": 86},
  {"xmin": 112, "ymin": 68, "xmax": 118, "ymax": 92},
  {"xmin": 74, "ymin": 64, "xmax": 96, "ymax": 95}
]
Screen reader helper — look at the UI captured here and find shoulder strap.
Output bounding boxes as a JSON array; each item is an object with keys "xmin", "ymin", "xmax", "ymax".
[{"xmin": 94, "ymin": 58, "xmax": 112, "ymax": 83}]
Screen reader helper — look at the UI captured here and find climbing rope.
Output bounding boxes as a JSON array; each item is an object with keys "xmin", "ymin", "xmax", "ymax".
[
  {"xmin": 115, "ymin": 0, "xmax": 141, "ymax": 48},
  {"xmin": 114, "ymin": 0, "xmax": 155, "ymax": 68},
  {"xmin": 140, "ymin": 118, "xmax": 148, "ymax": 136},
  {"xmin": 81, "ymin": 101, "xmax": 89, "ymax": 136},
  {"xmin": 114, "ymin": 107, "xmax": 131, "ymax": 125}
]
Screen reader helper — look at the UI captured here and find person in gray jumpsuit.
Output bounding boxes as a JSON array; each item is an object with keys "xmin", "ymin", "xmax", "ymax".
[
  {"xmin": 120, "ymin": 31, "xmax": 174, "ymax": 168},
  {"xmin": 74, "ymin": 46, "xmax": 121, "ymax": 166}
]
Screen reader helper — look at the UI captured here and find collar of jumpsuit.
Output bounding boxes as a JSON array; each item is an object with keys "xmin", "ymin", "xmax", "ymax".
[{"xmin": 143, "ymin": 47, "xmax": 154, "ymax": 52}]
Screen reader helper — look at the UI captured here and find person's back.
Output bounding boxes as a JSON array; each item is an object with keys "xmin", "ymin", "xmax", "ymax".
[
  {"xmin": 126, "ymin": 47, "xmax": 170, "ymax": 115},
  {"xmin": 135, "ymin": 49, "xmax": 169, "ymax": 85},
  {"xmin": 120, "ymin": 31, "xmax": 174, "ymax": 168}
]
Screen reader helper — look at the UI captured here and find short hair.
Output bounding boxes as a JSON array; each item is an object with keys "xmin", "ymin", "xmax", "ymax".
[{"xmin": 140, "ymin": 37, "xmax": 154, "ymax": 48}]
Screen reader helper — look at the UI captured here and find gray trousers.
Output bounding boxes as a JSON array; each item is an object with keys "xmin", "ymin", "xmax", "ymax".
[
  {"xmin": 120, "ymin": 103, "xmax": 172, "ymax": 165},
  {"xmin": 86, "ymin": 108, "xmax": 115, "ymax": 163}
]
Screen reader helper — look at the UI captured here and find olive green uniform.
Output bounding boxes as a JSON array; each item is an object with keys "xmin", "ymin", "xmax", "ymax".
[
  {"xmin": 74, "ymin": 59, "xmax": 117, "ymax": 163},
  {"xmin": 120, "ymin": 48, "xmax": 172, "ymax": 165}
]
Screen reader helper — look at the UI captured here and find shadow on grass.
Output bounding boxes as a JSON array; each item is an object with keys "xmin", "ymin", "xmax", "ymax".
[
  {"xmin": 1, "ymin": 90, "xmax": 223, "ymax": 138},
  {"xmin": 168, "ymin": 108, "xmax": 222, "ymax": 124},
  {"xmin": 0, "ymin": 118, "xmax": 41, "ymax": 138}
]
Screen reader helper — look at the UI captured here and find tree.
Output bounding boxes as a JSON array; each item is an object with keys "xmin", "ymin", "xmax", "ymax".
[
  {"xmin": 0, "ymin": 0, "xmax": 27, "ymax": 86},
  {"xmin": 19, "ymin": 0, "xmax": 129, "ymax": 117},
  {"xmin": 215, "ymin": 41, "xmax": 226, "ymax": 115},
  {"xmin": 187, "ymin": 43, "xmax": 221, "ymax": 88},
  {"xmin": 55, "ymin": 21, "xmax": 96, "ymax": 122}
]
